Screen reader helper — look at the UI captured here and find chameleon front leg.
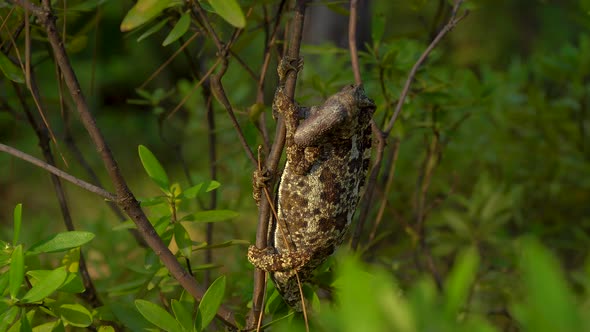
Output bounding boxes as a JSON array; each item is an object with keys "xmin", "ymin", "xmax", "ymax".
[
  {"xmin": 252, "ymin": 57, "xmax": 304, "ymax": 204},
  {"xmin": 247, "ymin": 245, "xmax": 312, "ymax": 273}
]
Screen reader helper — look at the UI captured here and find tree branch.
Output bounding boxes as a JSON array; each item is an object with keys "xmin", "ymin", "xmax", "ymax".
[
  {"xmin": 0, "ymin": 143, "xmax": 117, "ymax": 201},
  {"xmin": 249, "ymin": 0, "xmax": 310, "ymax": 327},
  {"xmin": 9, "ymin": 0, "xmax": 237, "ymax": 327}
]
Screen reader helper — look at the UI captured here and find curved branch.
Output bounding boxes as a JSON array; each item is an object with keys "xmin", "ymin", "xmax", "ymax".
[{"xmin": 9, "ymin": 0, "xmax": 237, "ymax": 327}]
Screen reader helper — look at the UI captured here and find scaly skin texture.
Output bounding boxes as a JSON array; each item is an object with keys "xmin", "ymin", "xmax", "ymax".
[{"xmin": 249, "ymin": 57, "xmax": 375, "ymax": 310}]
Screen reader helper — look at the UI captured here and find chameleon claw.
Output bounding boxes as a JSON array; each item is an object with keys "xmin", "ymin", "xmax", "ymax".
[{"xmin": 278, "ymin": 56, "xmax": 304, "ymax": 83}]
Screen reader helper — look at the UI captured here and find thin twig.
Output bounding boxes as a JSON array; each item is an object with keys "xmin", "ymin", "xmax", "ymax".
[
  {"xmin": 9, "ymin": 0, "xmax": 237, "ymax": 327},
  {"xmin": 0, "ymin": 143, "xmax": 117, "ymax": 201},
  {"xmin": 384, "ymin": 0, "xmax": 467, "ymax": 134},
  {"xmin": 348, "ymin": 0, "xmax": 361, "ymax": 84},
  {"xmin": 352, "ymin": 0, "xmax": 467, "ymax": 250}
]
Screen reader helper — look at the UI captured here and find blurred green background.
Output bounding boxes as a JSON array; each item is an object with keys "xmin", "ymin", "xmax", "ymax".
[{"xmin": 0, "ymin": 0, "xmax": 589, "ymax": 330}]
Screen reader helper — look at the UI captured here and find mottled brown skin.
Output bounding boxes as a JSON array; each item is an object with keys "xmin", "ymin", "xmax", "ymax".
[{"xmin": 248, "ymin": 58, "xmax": 375, "ymax": 310}]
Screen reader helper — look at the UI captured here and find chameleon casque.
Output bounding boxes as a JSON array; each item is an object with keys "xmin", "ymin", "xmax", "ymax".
[{"xmin": 248, "ymin": 57, "xmax": 376, "ymax": 310}]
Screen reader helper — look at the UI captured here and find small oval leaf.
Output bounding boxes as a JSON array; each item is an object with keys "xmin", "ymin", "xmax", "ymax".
[
  {"xmin": 60, "ymin": 304, "xmax": 93, "ymax": 327},
  {"xmin": 207, "ymin": 0, "xmax": 245, "ymax": 28},
  {"xmin": 21, "ymin": 266, "xmax": 67, "ymax": 303},
  {"xmin": 27, "ymin": 231, "xmax": 95, "ymax": 255},
  {"xmin": 135, "ymin": 299, "xmax": 182, "ymax": 332},
  {"xmin": 196, "ymin": 276, "xmax": 226, "ymax": 331},
  {"xmin": 9, "ymin": 245, "xmax": 24, "ymax": 299},
  {"xmin": 163, "ymin": 11, "xmax": 191, "ymax": 46},
  {"xmin": 138, "ymin": 145, "xmax": 170, "ymax": 191}
]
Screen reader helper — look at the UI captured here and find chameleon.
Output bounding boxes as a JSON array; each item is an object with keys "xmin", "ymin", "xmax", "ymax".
[{"xmin": 248, "ymin": 57, "xmax": 375, "ymax": 310}]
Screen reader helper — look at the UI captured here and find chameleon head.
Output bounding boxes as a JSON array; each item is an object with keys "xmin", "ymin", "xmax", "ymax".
[{"xmin": 336, "ymin": 84, "xmax": 376, "ymax": 113}]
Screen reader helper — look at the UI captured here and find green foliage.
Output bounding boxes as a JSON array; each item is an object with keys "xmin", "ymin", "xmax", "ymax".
[
  {"xmin": 195, "ymin": 276, "xmax": 226, "ymax": 332},
  {"xmin": 1, "ymin": 0, "xmax": 589, "ymax": 331},
  {"xmin": 206, "ymin": 0, "xmax": 246, "ymax": 28},
  {"xmin": 0, "ymin": 51, "xmax": 24, "ymax": 84}
]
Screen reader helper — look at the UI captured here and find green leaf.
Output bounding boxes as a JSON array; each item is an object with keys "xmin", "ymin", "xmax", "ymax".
[
  {"xmin": 0, "ymin": 51, "xmax": 24, "ymax": 83},
  {"xmin": 0, "ymin": 307, "xmax": 19, "ymax": 332},
  {"xmin": 180, "ymin": 210, "xmax": 238, "ymax": 223},
  {"xmin": 121, "ymin": 0, "xmax": 174, "ymax": 32},
  {"xmin": 173, "ymin": 223, "xmax": 192, "ymax": 258},
  {"xmin": 513, "ymin": 237, "xmax": 580, "ymax": 331},
  {"xmin": 20, "ymin": 308, "xmax": 32, "ymax": 332},
  {"xmin": 9, "ymin": 245, "xmax": 24, "ymax": 299},
  {"xmin": 27, "ymin": 232, "xmax": 95, "ymax": 255},
  {"xmin": 0, "ymin": 271, "xmax": 9, "ymax": 295},
  {"xmin": 137, "ymin": 17, "xmax": 170, "ymax": 42},
  {"xmin": 111, "ymin": 301, "xmax": 153, "ymax": 331},
  {"xmin": 139, "ymin": 196, "xmax": 167, "ymax": 207},
  {"xmin": 206, "ymin": 0, "xmax": 245, "ymax": 28},
  {"xmin": 444, "ymin": 246, "xmax": 479, "ymax": 317},
  {"xmin": 59, "ymin": 304, "xmax": 93, "ymax": 327},
  {"xmin": 171, "ymin": 299, "xmax": 193, "ymax": 332},
  {"xmin": 135, "ymin": 299, "xmax": 183, "ymax": 332},
  {"xmin": 21, "ymin": 266, "xmax": 67, "ymax": 303},
  {"xmin": 13, "ymin": 204, "xmax": 22, "ymax": 246},
  {"xmin": 196, "ymin": 276, "xmax": 226, "ymax": 332},
  {"xmin": 97, "ymin": 326, "xmax": 116, "ymax": 332},
  {"xmin": 27, "ymin": 270, "xmax": 85, "ymax": 293},
  {"xmin": 138, "ymin": 145, "xmax": 170, "ymax": 191},
  {"xmin": 180, "ymin": 180, "xmax": 221, "ymax": 199},
  {"xmin": 163, "ymin": 11, "xmax": 191, "ymax": 46}
]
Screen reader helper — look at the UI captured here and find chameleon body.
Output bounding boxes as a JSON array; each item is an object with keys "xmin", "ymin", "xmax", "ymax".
[{"xmin": 248, "ymin": 58, "xmax": 375, "ymax": 310}]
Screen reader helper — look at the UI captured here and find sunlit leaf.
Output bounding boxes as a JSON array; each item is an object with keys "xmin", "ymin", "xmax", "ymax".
[
  {"xmin": 0, "ymin": 307, "xmax": 19, "ymax": 332},
  {"xmin": 27, "ymin": 232, "xmax": 95, "ymax": 255},
  {"xmin": 13, "ymin": 204, "xmax": 22, "ymax": 246},
  {"xmin": 27, "ymin": 270, "xmax": 84, "ymax": 293},
  {"xmin": 171, "ymin": 299, "xmax": 193, "ymax": 332},
  {"xmin": 163, "ymin": 11, "xmax": 191, "ymax": 46},
  {"xmin": 135, "ymin": 299, "xmax": 183, "ymax": 332},
  {"xmin": 138, "ymin": 145, "xmax": 170, "ymax": 191},
  {"xmin": 59, "ymin": 304, "xmax": 93, "ymax": 327},
  {"xmin": 206, "ymin": 0, "xmax": 245, "ymax": 28},
  {"xmin": 121, "ymin": 0, "xmax": 175, "ymax": 32},
  {"xmin": 180, "ymin": 180, "xmax": 221, "ymax": 199},
  {"xmin": 9, "ymin": 245, "xmax": 24, "ymax": 299},
  {"xmin": 62, "ymin": 248, "xmax": 80, "ymax": 273},
  {"xmin": 196, "ymin": 276, "xmax": 225, "ymax": 331},
  {"xmin": 21, "ymin": 266, "xmax": 67, "ymax": 303}
]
